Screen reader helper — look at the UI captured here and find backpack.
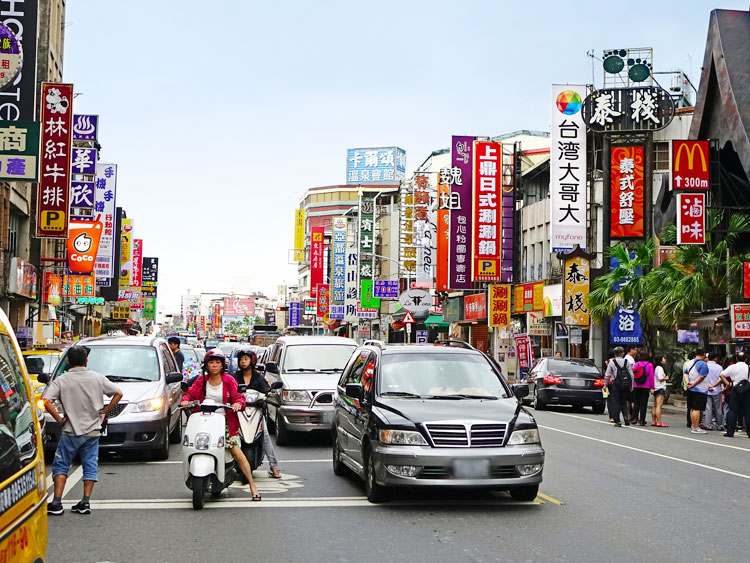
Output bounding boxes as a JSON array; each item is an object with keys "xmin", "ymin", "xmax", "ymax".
[
  {"xmin": 633, "ymin": 362, "xmax": 647, "ymax": 385},
  {"xmin": 613, "ymin": 359, "xmax": 632, "ymax": 389}
]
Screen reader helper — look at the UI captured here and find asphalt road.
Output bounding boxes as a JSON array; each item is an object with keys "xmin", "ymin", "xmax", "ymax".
[{"xmin": 45, "ymin": 406, "xmax": 750, "ymax": 563}]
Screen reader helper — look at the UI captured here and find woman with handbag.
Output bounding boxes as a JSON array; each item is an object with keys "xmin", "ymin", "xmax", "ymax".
[{"xmin": 719, "ymin": 352, "xmax": 750, "ymax": 438}]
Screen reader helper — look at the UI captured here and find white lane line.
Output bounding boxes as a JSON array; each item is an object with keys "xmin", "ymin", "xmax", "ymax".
[
  {"xmin": 278, "ymin": 459, "xmax": 330, "ymax": 463},
  {"xmin": 544, "ymin": 411, "xmax": 750, "ymax": 452},
  {"xmin": 539, "ymin": 424, "xmax": 750, "ymax": 480},
  {"xmin": 105, "ymin": 459, "xmax": 331, "ymax": 466},
  {"xmin": 61, "ymin": 465, "xmax": 84, "ymax": 498}
]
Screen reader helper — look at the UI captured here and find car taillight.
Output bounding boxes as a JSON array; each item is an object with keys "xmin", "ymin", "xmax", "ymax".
[
  {"xmin": 543, "ymin": 375, "xmax": 562, "ymax": 385},
  {"xmin": 593, "ymin": 378, "xmax": 606, "ymax": 387}
]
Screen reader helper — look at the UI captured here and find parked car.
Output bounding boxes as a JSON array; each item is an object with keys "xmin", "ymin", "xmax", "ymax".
[
  {"xmin": 203, "ymin": 338, "xmax": 221, "ymax": 351},
  {"xmin": 180, "ymin": 343, "xmax": 200, "ymax": 365},
  {"xmin": 263, "ymin": 336, "xmax": 358, "ymax": 445},
  {"xmin": 524, "ymin": 357, "xmax": 606, "ymax": 413},
  {"xmin": 40, "ymin": 335, "xmax": 184, "ymax": 459},
  {"xmin": 332, "ymin": 341, "xmax": 543, "ymax": 503},
  {"xmin": 23, "ymin": 347, "xmax": 63, "ymax": 393}
]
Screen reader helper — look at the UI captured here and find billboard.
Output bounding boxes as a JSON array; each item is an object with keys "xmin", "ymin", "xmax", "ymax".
[
  {"xmin": 293, "ymin": 209, "xmax": 305, "ymax": 262},
  {"xmin": 610, "ymin": 145, "xmax": 644, "ymax": 238},
  {"xmin": 346, "ymin": 147, "xmax": 405, "ymax": 184},
  {"xmin": 310, "ymin": 226, "xmax": 324, "ymax": 298},
  {"xmin": 330, "ymin": 216, "xmax": 346, "ymax": 320},
  {"xmin": 672, "ymin": 140, "xmax": 709, "ymax": 190},
  {"xmin": 513, "ymin": 282, "xmax": 544, "ymax": 313},
  {"xmin": 223, "ymin": 296, "xmax": 255, "ymax": 317},
  {"xmin": 94, "ymin": 163, "xmax": 118, "ymax": 282},
  {"xmin": 449, "ymin": 136, "xmax": 474, "ymax": 289},
  {"xmin": 472, "ymin": 140, "xmax": 503, "ymax": 281}
]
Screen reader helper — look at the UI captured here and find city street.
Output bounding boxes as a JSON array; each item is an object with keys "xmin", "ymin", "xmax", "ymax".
[{"xmin": 46, "ymin": 407, "xmax": 750, "ymax": 563}]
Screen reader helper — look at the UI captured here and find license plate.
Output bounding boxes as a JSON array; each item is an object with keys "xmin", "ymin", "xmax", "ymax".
[
  {"xmin": 320, "ymin": 410, "xmax": 334, "ymax": 424},
  {"xmin": 101, "ymin": 427, "xmax": 108, "ymax": 436},
  {"xmin": 452, "ymin": 458, "xmax": 490, "ymax": 479},
  {"xmin": 567, "ymin": 379, "xmax": 586, "ymax": 387}
]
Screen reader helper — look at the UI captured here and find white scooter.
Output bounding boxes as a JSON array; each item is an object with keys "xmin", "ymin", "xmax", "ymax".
[
  {"xmin": 238, "ymin": 390, "xmax": 266, "ymax": 476},
  {"xmin": 181, "ymin": 399, "xmax": 238, "ymax": 509}
]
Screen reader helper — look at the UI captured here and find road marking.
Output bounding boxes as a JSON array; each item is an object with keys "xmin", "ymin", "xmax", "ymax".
[
  {"xmin": 544, "ymin": 411, "xmax": 750, "ymax": 452},
  {"xmin": 61, "ymin": 465, "xmax": 83, "ymax": 498},
  {"xmin": 536, "ymin": 492, "xmax": 564, "ymax": 505},
  {"xmin": 539, "ymin": 424, "xmax": 750, "ymax": 480}
]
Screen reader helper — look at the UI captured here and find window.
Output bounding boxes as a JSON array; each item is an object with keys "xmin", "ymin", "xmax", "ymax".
[
  {"xmin": 8, "ymin": 211, "xmax": 20, "ymax": 258},
  {"xmin": 54, "ymin": 346, "xmax": 160, "ymax": 381},
  {"xmin": 0, "ymin": 334, "xmax": 38, "ymax": 481},
  {"xmin": 283, "ymin": 344, "xmax": 357, "ymax": 372},
  {"xmin": 653, "ymin": 142, "xmax": 670, "ymax": 172},
  {"xmin": 160, "ymin": 344, "xmax": 177, "ymax": 375},
  {"xmin": 343, "ymin": 351, "xmax": 372, "ymax": 386}
]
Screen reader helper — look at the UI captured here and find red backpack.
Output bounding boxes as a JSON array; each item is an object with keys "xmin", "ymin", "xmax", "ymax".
[{"xmin": 633, "ymin": 362, "xmax": 647, "ymax": 384}]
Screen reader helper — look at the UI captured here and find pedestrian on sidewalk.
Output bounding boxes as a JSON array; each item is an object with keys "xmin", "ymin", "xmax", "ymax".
[
  {"xmin": 683, "ymin": 351, "xmax": 696, "ymax": 427},
  {"xmin": 42, "ymin": 346, "xmax": 123, "ymax": 515},
  {"xmin": 604, "ymin": 349, "xmax": 615, "ymax": 422},
  {"xmin": 685, "ymin": 349, "xmax": 709, "ymax": 434},
  {"xmin": 632, "ymin": 352, "xmax": 654, "ymax": 426},
  {"xmin": 652, "ymin": 355, "xmax": 669, "ymax": 427},
  {"xmin": 720, "ymin": 352, "xmax": 750, "ymax": 438},
  {"xmin": 625, "ymin": 345, "xmax": 638, "ymax": 423},
  {"xmin": 605, "ymin": 347, "xmax": 632, "ymax": 427},
  {"xmin": 704, "ymin": 352, "xmax": 724, "ymax": 431}
]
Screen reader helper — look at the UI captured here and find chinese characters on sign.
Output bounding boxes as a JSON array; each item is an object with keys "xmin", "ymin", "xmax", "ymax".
[
  {"xmin": 500, "ymin": 150, "xmax": 515, "ymax": 282},
  {"xmin": 373, "ymin": 280, "xmax": 399, "ymax": 298},
  {"xmin": 731, "ymin": 304, "xmax": 750, "ymax": 340},
  {"xmin": 289, "ymin": 301, "xmax": 301, "ymax": 327},
  {"xmin": 62, "ymin": 275, "xmax": 95, "ymax": 298},
  {"xmin": 676, "ymin": 193, "xmax": 706, "ymax": 245},
  {"xmin": 310, "ymin": 226, "xmax": 324, "ymax": 298},
  {"xmin": 563, "ymin": 256, "xmax": 590, "ymax": 326},
  {"xmin": 414, "ymin": 174, "xmax": 435, "ymax": 288},
  {"xmin": 0, "ymin": 120, "xmax": 39, "ymax": 180},
  {"xmin": 449, "ymin": 135, "xmax": 474, "ymax": 289},
  {"xmin": 94, "ymin": 163, "xmax": 117, "ymax": 284},
  {"xmin": 346, "ymin": 147, "xmax": 405, "ymax": 184},
  {"xmin": 472, "ymin": 141, "xmax": 503, "ymax": 281},
  {"xmin": 293, "ymin": 209, "xmax": 305, "ymax": 262},
  {"xmin": 582, "ymin": 87, "xmax": 675, "ymax": 132},
  {"xmin": 112, "ymin": 304, "xmax": 130, "ymax": 320},
  {"xmin": 37, "ymin": 83, "xmax": 74, "ymax": 237},
  {"xmin": 610, "ymin": 146, "xmax": 644, "ymax": 238},
  {"xmin": 142, "ymin": 257, "xmax": 158, "ymax": 286},
  {"xmin": 330, "ymin": 216, "xmax": 346, "ymax": 320},
  {"xmin": 72, "ymin": 115, "xmax": 98, "ymax": 141},
  {"xmin": 119, "ymin": 218, "xmax": 133, "ymax": 287},
  {"xmin": 399, "ymin": 183, "xmax": 417, "ymax": 276},
  {"xmin": 550, "ymin": 85, "xmax": 587, "ymax": 252},
  {"xmin": 42, "ymin": 272, "xmax": 62, "ymax": 306},
  {"xmin": 744, "ymin": 262, "xmax": 750, "ymax": 300},
  {"xmin": 514, "ymin": 334, "xmax": 533, "ymax": 370},
  {"xmin": 436, "ymin": 176, "xmax": 451, "ymax": 291},
  {"xmin": 488, "ymin": 285, "xmax": 511, "ymax": 328},
  {"xmin": 609, "ymin": 257, "xmax": 642, "ymax": 345},
  {"xmin": 70, "ymin": 181, "xmax": 95, "ymax": 218},
  {"xmin": 359, "ymin": 196, "xmax": 380, "ymax": 308},
  {"xmin": 0, "ymin": 23, "xmax": 22, "ymax": 89},
  {"xmin": 464, "ymin": 293, "xmax": 487, "ymax": 321},
  {"xmin": 672, "ymin": 140, "xmax": 709, "ymax": 190},
  {"xmin": 513, "ymin": 282, "xmax": 544, "ymax": 313},
  {"xmin": 131, "ymin": 239, "xmax": 143, "ymax": 287},
  {"xmin": 316, "ymin": 284, "xmax": 330, "ymax": 323},
  {"xmin": 344, "ymin": 247, "xmax": 359, "ymax": 322},
  {"xmin": 70, "ymin": 147, "xmax": 96, "ymax": 175}
]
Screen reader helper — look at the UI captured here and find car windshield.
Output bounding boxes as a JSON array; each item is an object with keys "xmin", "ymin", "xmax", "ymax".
[
  {"xmin": 284, "ymin": 344, "xmax": 356, "ymax": 372},
  {"xmin": 379, "ymin": 353, "xmax": 509, "ymax": 398},
  {"xmin": 54, "ymin": 346, "xmax": 160, "ymax": 381},
  {"xmin": 547, "ymin": 359, "xmax": 600, "ymax": 375},
  {"xmin": 24, "ymin": 354, "xmax": 59, "ymax": 374},
  {"xmin": 218, "ymin": 343, "xmax": 238, "ymax": 356},
  {"xmin": 181, "ymin": 347, "xmax": 198, "ymax": 362}
]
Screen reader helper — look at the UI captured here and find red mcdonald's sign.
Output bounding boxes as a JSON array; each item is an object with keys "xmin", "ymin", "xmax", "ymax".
[{"xmin": 672, "ymin": 140, "xmax": 709, "ymax": 190}]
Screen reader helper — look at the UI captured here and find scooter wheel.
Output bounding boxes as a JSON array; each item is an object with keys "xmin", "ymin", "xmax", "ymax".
[{"xmin": 192, "ymin": 476, "xmax": 206, "ymax": 509}]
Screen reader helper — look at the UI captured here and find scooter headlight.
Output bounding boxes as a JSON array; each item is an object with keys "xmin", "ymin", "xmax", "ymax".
[{"xmin": 195, "ymin": 432, "xmax": 211, "ymax": 450}]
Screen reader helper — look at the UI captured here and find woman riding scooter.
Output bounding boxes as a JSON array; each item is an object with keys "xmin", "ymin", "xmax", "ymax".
[
  {"xmin": 234, "ymin": 347, "xmax": 282, "ymax": 479},
  {"xmin": 180, "ymin": 349, "xmax": 261, "ymax": 500}
]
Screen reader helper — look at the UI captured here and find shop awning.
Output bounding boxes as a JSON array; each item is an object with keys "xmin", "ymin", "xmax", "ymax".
[{"xmin": 425, "ymin": 314, "xmax": 449, "ymax": 327}]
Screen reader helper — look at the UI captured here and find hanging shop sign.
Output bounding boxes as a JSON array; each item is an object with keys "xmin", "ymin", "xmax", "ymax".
[
  {"xmin": 442, "ymin": 297, "xmax": 463, "ymax": 323},
  {"xmin": 359, "ymin": 195, "xmax": 375, "ymax": 289},
  {"xmin": 399, "ymin": 182, "xmax": 417, "ymax": 277},
  {"xmin": 70, "ymin": 181, "xmax": 95, "ymax": 218},
  {"xmin": 42, "ymin": 272, "xmax": 62, "ymax": 306},
  {"xmin": 731, "ymin": 304, "xmax": 750, "ymax": 340},
  {"xmin": 118, "ymin": 286, "xmax": 143, "ymax": 307},
  {"xmin": 436, "ymin": 175, "xmax": 451, "ymax": 291},
  {"xmin": 543, "ymin": 284, "xmax": 563, "ymax": 317},
  {"xmin": 464, "ymin": 293, "xmax": 487, "ymax": 321},
  {"xmin": 344, "ymin": 245, "xmax": 359, "ymax": 322},
  {"xmin": 131, "ymin": 239, "xmax": 143, "ymax": 287},
  {"xmin": 528, "ymin": 311, "xmax": 551, "ymax": 336},
  {"xmin": 70, "ymin": 147, "xmax": 96, "ymax": 175},
  {"xmin": 76, "ymin": 296, "xmax": 104, "ymax": 305},
  {"xmin": 37, "ymin": 83, "xmax": 74, "ymax": 238},
  {"xmin": 112, "ymin": 304, "xmax": 131, "ymax": 320},
  {"xmin": 514, "ymin": 334, "xmax": 533, "ymax": 370},
  {"xmin": 0, "ymin": 23, "xmax": 22, "ymax": 89},
  {"xmin": 472, "ymin": 140, "xmax": 503, "ymax": 281},
  {"xmin": 654, "ymin": 245, "xmax": 679, "ymax": 267},
  {"xmin": 513, "ymin": 282, "xmax": 544, "ymax": 314},
  {"xmin": 676, "ymin": 193, "xmax": 706, "ymax": 245},
  {"xmin": 0, "ymin": 120, "xmax": 39, "ymax": 180},
  {"xmin": 316, "ymin": 284, "xmax": 330, "ymax": 323},
  {"xmin": 330, "ymin": 216, "xmax": 346, "ymax": 320},
  {"xmin": 289, "ymin": 301, "xmax": 301, "ymax": 327},
  {"xmin": 310, "ymin": 226, "xmax": 324, "ymax": 298},
  {"xmin": 550, "ymin": 85, "xmax": 587, "ymax": 252},
  {"xmin": 293, "ymin": 209, "xmax": 305, "ymax": 262},
  {"xmin": 488, "ymin": 285, "xmax": 511, "ymax": 328},
  {"xmin": 500, "ymin": 148, "xmax": 515, "ymax": 282},
  {"xmin": 449, "ymin": 135, "xmax": 475, "ymax": 289},
  {"xmin": 563, "ymin": 256, "xmax": 590, "ymax": 326},
  {"xmin": 8, "ymin": 257, "xmax": 36, "ymax": 299},
  {"xmin": 143, "ymin": 297, "xmax": 156, "ymax": 321},
  {"xmin": 94, "ymin": 163, "xmax": 118, "ymax": 284},
  {"xmin": 581, "ymin": 86, "xmax": 675, "ymax": 133},
  {"xmin": 346, "ymin": 146, "xmax": 405, "ymax": 185},
  {"xmin": 62, "ymin": 275, "xmax": 95, "ymax": 298},
  {"xmin": 72, "ymin": 114, "xmax": 98, "ymax": 142},
  {"xmin": 142, "ymin": 257, "xmax": 158, "ymax": 286},
  {"xmin": 356, "ymin": 304, "xmax": 378, "ymax": 319},
  {"xmin": 119, "ymin": 218, "xmax": 133, "ymax": 287},
  {"xmin": 66, "ymin": 219, "xmax": 103, "ymax": 275},
  {"xmin": 569, "ymin": 326, "xmax": 583, "ymax": 345},
  {"xmin": 399, "ymin": 289, "xmax": 432, "ymax": 314},
  {"xmin": 360, "ymin": 279, "xmax": 380, "ymax": 309},
  {"xmin": 671, "ymin": 140, "xmax": 709, "ymax": 190},
  {"xmin": 414, "ymin": 174, "xmax": 435, "ymax": 288},
  {"xmin": 0, "ymin": 3, "xmax": 38, "ymax": 121},
  {"xmin": 609, "ymin": 256, "xmax": 642, "ymax": 344},
  {"xmin": 373, "ymin": 280, "xmax": 399, "ymax": 298},
  {"xmin": 744, "ymin": 262, "xmax": 750, "ymax": 300},
  {"xmin": 610, "ymin": 145, "xmax": 644, "ymax": 238}
]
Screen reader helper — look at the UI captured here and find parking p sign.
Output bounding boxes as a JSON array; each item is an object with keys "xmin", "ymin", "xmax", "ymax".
[{"xmin": 416, "ymin": 329, "xmax": 428, "ymax": 345}]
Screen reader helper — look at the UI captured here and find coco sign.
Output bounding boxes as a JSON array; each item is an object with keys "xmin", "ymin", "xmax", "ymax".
[{"xmin": 66, "ymin": 220, "xmax": 103, "ymax": 275}]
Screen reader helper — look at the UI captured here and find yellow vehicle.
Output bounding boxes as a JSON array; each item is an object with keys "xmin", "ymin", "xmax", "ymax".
[
  {"xmin": 23, "ymin": 348, "xmax": 63, "ymax": 395},
  {"xmin": 0, "ymin": 310, "xmax": 47, "ymax": 562}
]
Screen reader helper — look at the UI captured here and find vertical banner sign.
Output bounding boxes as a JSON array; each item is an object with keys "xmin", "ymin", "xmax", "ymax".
[
  {"xmin": 563, "ymin": 256, "xmax": 590, "ymax": 326},
  {"xmin": 676, "ymin": 193, "xmax": 706, "ymax": 245},
  {"xmin": 143, "ymin": 297, "xmax": 156, "ymax": 321},
  {"xmin": 744, "ymin": 262, "xmax": 750, "ymax": 300},
  {"xmin": 94, "ymin": 163, "xmax": 117, "ymax": 284},
  {"xmin": 608, "ymin": 257, "xmax": 642, "ymax": 345},
  {"xmin": 330, "ymin": 216, "xmax": 346, "ymax": 320},
  {"xmin": 131, "ymin": 239, "xmax": 143, "ymax": 287},
  {"xmin": 119, "ymin": 219, "xmax": 133, "ymax": 287},
  {"xmin": 72, "ymin": 115, "xmax": 99, "ymax": 141},
  {"xmin": 514, "ymin": 334, "xmax": 533, "ymax": 370},
  {"xmin": 488, "ymin": 285, "xmax": 511, "ymax": 328},
  {"xmin": 436, "ymin": 175, "xmax": 451, "ymax": 291},
  {"xmin": 414, "ymin": 174, "xmax": 435, "ymax": 288},
  {"xmin": 214, "ymin": 303, "xmax": 221, "ymax": 330},
  {"xmin": 360, "ymin": 279, "xmax": 380, "ymax": 309},
  {"xmin": 293, "ymin": 209, "xmax": 305, "ymax": 262},
  {"xmin": 672, "ymin": 140, "xmax": 709, "ymax": 190},
  {"xmin": 472, "ymin": 140, "xmax": 503, "ymax": 281},
  {"xmin": 550, "ymin": 85, "xmax": 587, "ymax": 252},
  {"xmin": 610, "ymin": 145, "xmax": 644, "ymax": 238},
  {"xmin": 449, "ymin": 136, "xmax": 474, "ymax": 289},
  {"xmin": 289, "ymin": 301, "xmax": 301, "ymax": 327},
  {"xmin": 344, "ymin": 245, "xmax": 359, "ymax": 322},
  {"xmin": 316, "ymin": 284, "xmax": 330, "ymax": 323},
  {"xmin": 310, "ymin": 226, "xmax": 324, "ymax": 298},
  {"xmin": 0, "ymin": 3, "xmax": 38, "ymax": 122},
  {"xmin": 359, "ymin": 195, "xmax": 375, "ymax": 297},
  {"xmin": 399, "ymin": 182, "xmax": 416, "ymax": 277},
  {"xmin": 142, "ymin": 257, "xmax": 158, "ymax": 285},
  {"xmin": 37, "ymin": 83, "xmax": 74, "ymax": 238},
  {"xmin": 501, "ymin": 150, "xmax": 515, "ymax": 282}
]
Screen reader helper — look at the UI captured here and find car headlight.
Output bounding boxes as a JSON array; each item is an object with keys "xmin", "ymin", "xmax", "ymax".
[
  {"xmin": 379, "ymin": 429, "xmax": 428, "ymax": 446},
  {"xmin": 507, "ymin": 428, "xmax": 540, "ymax": 445},
  {"xmin": 282, "ymin": 390, "xmax": 311, "ymax": 404},
  {"xmin": 195, "ymin": 432, "xmax": 210, "ymax": 450},
  {"xmin": 133, "ymin": 397, "xmax": 165, "ymax": 413}
]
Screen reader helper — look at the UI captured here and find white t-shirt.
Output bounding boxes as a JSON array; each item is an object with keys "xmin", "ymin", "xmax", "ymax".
[
  {"xmin": 722, "ymin": 362, "xmax": 750, "ymax": 385},
  {"xmin": 625, "ymin": 354, "xmax": 636, "ymax": 367},
  {"xmin": 206, "ymin": 381, "xmax": 225, "ymax": 417},
  {"xmin": 654, "ymin": 365, "xmax": 667, "ymax": 390}
]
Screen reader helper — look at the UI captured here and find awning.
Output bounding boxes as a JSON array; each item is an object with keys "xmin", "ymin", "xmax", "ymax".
[
  {"xmin": 425, "ymin": 314, "xmax": 449, "ymax": 327},
  {"xmin": 691, "ymin": 311, "xmax": 729, "ymax": 329}
]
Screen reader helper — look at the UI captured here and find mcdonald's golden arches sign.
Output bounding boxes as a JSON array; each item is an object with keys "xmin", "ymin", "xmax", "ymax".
[{"xmin": 671, "ymin": 140, "xmax": 709, "ymax": 190}]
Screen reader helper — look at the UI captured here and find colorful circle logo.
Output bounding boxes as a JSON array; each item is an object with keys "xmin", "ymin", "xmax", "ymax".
[{"xmin": 556, "ymin": 90, "xmax": 582, "ymax": 115}]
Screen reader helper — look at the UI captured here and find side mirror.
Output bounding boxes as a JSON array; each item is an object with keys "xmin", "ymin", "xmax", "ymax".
[
  {"xmin": 255, "ymin": 363, "xmax": 265, "ymax": 373},
  {"xmin": 270, "ymin": 381, "xmax": 283, "ymax": 390},
  {"xmin": 36, "ymin": 374, "xmax": 50, "ymax": 385},
  {"xmin": 512, "ymin": 384, "xmax": 530, "ymax": 400},
  {"xmin": 237, "ymin": 384, "xmax": 248, "ymax": 393},
  {"xmin": 265, "ymin": 361, "xmax": 278, "ymax": 375},
  {"xmin": 165, "ymin": 372, "xmax": 183, "ymax": 384},
  {"xmin": 345, "ymin": 383, "xmax": 364, "ymax": 401}
]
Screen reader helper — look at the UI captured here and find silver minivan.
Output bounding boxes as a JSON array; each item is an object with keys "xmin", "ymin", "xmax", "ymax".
[{"xmin": 41, "ymin": 335, "xmax": 183, "ymax": 459}]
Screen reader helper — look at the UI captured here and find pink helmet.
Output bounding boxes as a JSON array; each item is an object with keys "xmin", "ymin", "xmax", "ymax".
[{"xmin": 203, "ymin": 348, "xmax": 227, "ymax": 371}]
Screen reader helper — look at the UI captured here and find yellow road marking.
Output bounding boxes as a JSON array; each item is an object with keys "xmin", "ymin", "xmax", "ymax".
[{"xmin": 536, "ymin": 492, "xmax": 564, "ymax": 505}]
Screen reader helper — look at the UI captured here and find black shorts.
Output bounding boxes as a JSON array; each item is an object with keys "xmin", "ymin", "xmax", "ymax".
[
  {"xmin": 688, "ymin": 391, "xmax": 708, "ymax": 411},
  {"xmin": 653, "ymin": 389, "xmax": 666, "ymax": 397}
]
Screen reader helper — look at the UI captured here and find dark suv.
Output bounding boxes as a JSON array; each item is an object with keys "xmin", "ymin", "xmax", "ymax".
[{"xmin": 331, "ymin": 342, "xmax": 543, "ymax": 503}]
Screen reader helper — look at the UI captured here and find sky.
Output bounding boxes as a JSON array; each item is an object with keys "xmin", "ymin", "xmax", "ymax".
[{"xmin": 62, "ymin": 1, "xmax": 748, "ymax": 315}]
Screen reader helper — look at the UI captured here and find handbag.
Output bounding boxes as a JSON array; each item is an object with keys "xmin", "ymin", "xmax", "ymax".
[{"xmin": 735, "ymin": 377, "xmax": 750, "ymax": 396}]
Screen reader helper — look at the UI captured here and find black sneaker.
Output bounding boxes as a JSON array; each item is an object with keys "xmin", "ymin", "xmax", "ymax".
[
  {"xmin": 71, "ymin": 501, "xmax": 91, "ymax": 515},
  {"xmin": 613, "ymin": 422, "xmax": 622, "ymax": 427},
  {"xmin": 47, "ymin": 500, "xmax": 64, "ymax": 515}
]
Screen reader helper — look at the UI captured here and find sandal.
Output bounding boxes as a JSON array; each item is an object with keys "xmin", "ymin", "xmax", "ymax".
[
  {"xmin": 252, "ymin": 493, "xmax": 262, "ymax": 501},
  {"xmin": 268, "ymin": 468, "xmax": 282, "ymax": 479},
  {"xmin": 651, "ymin": 422, "xmax": 657, "ymax": 426},
  {"xmin": 657, "ymin": 422, "xmax": 668, "ymax": 427}
]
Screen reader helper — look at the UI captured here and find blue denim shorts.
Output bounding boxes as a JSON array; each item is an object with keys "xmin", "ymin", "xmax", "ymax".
[{"xmin": 53, "ymin": 435, "xmax": 100, "ymax": 482}]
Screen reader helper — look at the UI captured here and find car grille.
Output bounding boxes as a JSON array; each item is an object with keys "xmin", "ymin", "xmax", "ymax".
[
  {"xmin": 107, "ymin": 403, "xmax": 128, "ymax": 419},
  {"xmin": 424, "ymin": 422, "xmax": 508, "ymax": 448},
  {"xmin": 312, "ymin": 392, "xmax": 333, "ymax": 405},
  {"xmin": 418, "ymin": 465, "xmax": 518, "ymax": 479},
  {"xmin": 419, "ymin": 466, "xmax": 449, "ymax": 479},
  {"xmin": 491, "ymin": 465, "xmax": 518, "ymax": 478}
]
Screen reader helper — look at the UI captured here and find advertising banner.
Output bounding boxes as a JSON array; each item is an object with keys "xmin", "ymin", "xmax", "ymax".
[
  {"xmin": 436, "ymin": 176, "xmax": 450, "ymax": 291},
  {"xmin": 8, "ymin": 257, "xmax": 36, "ymax": 299},
  {"xmin": 610, "ymin": 303, "xmax": 642, "ymax": 345},
  {"xmin": 672, "ymin": 140, "xmax": 709, "ymax": 190},
  {"xmin": 131, "ymin": 239, "xmax": 143, "ymax": 287},
  {"xmin": 94, "ymin": 163, "xmax": 117, "ymax": 282},
  {"xmin": 70, "ymin": 147, "xmax": 96, "ymax": 175},
  {"xmin": 464, "ymin": 293, "xmax": 487, "ymax": 321},
  {"xmin": 142, "ymin": 257, "xmax": 158, "ymax": 285},
  {"xmin": 214, "ymin": 303, "xmax": 221, "ymax": 330},
  {"xmin": 310, "ymin": 226, "xmax": 324, "ymax": 298},
  {"xmin": 143, "ymin": 297, "xmax": 156, "ymax": 321},
  {"xmin": 488, "ymin": 285, "xmax": 511, "ymax": 328},
  {"xmin": 356, "ymin": 304, "xmax": 378, "ymax": 319},
  {"xmin": 62, "ymin": 275, "xmax": 95, "ymax": 298},
  {"xmin": 550, "ymin": 85, "xmax": 587, "ymax": 252},
  {"xmin": 72, "ymin": 114, "xmax": 99, "ymax": 141},
  {"xmin": 744, "ymin": 262, "xmax": 750, "ymax": 300},
  {"xmin": 472, "ymin": 140, "xmax": 503, "ymax": 281},
  {"xmin": 66, "ymin": 219, "xmax": 102, "ymax": 275},
  {"xmin": 449, "ymin": 136, "xmax": 474, "ymax": 289},
  {"xmin": 399, "ymin": 182, "xmax": 416, "ymax": 276},
  {"xmin": 528, "ymin": 311, "xmax": 551, "ymax": 336},
  {"xmin": 316, "ymin": 284, "xmax": 330, "ymax": 323},
  {"xmin": 676, "ymin": 193, "xmax": 706, "ymax": 245},
  {"xmin": 500, "ymin": 150, "xmax": 515, "ymax": 282},
  {"xmin": 563, "ymin": 256, "xmax": 590, "ymax": 326},
  {"xmin": 37, "ymin": 83, "xmax": 74, "ymax": 238},
  {"xmin": 344, "ymin": 245, "xmax": 359, "ymax": 322},
  {"xmin": 543, "ymin": 284, "xmax": 563, "ymax": 317},
  {"xmin": 70, "ymin": 181, "xmax": 95, "ymax": 218},
  {"xmin": 42, "ymin": 272, "xmax": 62, "ymax": 306},
  {"xmin": 731, "ymin": 304, "xmax": 750, "ymax": 340},
  {"xmin": 358, "ymin": 195, "xmax": 374, "ymax": 287},
  {"xmin": 360, "ymin": 279, "xmax": 380, "ymax": 309},
  {"xmin": 119, "ymin": 218, "xmax": 132, "ymax": 287},
  {"xmin": 373, "ymin": 280, "xmax": 399, "ymax": 298},
  {"xmin": 293, "ymin": 209, "xmax": 305, "ymax": 262},
  {"xmin": 610, "ymin": 145, "xmax": 644, "ymax": 238},
  {"xmin": 112, "ymin": 304, "xmax": 131, "ymax": 320},
  {"xmin": 0, "ymin": 23, "xmax": 21, "ymax": 90},
  {"xmin": 414, "ymin": 174, "xmax": 435, "ymax": 288},
  {"xmin": 223, "ymin": 296, "xmax": 255, "ymax": 317},
  {"xmin": 513, "ymin": 282, "xmax": 544, "ymax": 313},
  {"xmin": 0, "ymin": 120, "xmax": 39, "ymax": 180},
  {"xmin": 346, "ymin": 147, "xmax": 405, "ymax": 184},
  {"xmin": 0, "ymin": 3, "xmax": 38, "ymax": 122},
  {"xmin": 118, "ymin": 287, "xmax": 143, "ymax": 309},
  {"xmin": 514, "ymin": 334, "xmax": 533, "ymax": 370},
  {"xmin": 330, "ymin": 216, "xmax": 346, "ymax": 320},
  {"xmin": 289, "ymin": 301, "xmax": 301, "ymax": 327}
]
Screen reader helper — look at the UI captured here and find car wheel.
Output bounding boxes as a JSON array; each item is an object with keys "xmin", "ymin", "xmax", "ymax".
[
  {"xmin": 364, "ymin": 446, "xmax": 389, "ymax": 503},
  {"xmin": 275, "ymin": 416, "xmax": 291, "ymax": 446},
  {"xmin": 509, "ymin": 484, "xmax": 539, "ymax": 502},
  {"xmin": 592, "ymin": 403, "xmax": 606, "ymax": 415},
  {"xmin": 332, "ymin": 436, "xmax": 347, "ymax": 476},
  {"xmin": 192, "ymin": 476, "xmax": 206, "ymax": 509},
  {"xmin": 169, "ymin": 414, "xmax": 182, "ymax": 444},
  {"xmin": 265, "ymin": 413, "xmax": 276, "ymax": 435},
  {"xmin": 151, "ymin": 423, "xmax": 170, "ymax": 460},
  {"xmin": 533, "ymin": 389, "xmax": 546, "ymax": 410}
]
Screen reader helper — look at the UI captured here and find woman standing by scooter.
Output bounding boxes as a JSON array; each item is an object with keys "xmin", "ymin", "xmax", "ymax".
[
  {"xmin": 180, "ymin": 349, "xmax": 262, "ymax": 500},
  {"xmin": 234, "ymin": 347, "xmax": 282, "ymax": 479}
]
